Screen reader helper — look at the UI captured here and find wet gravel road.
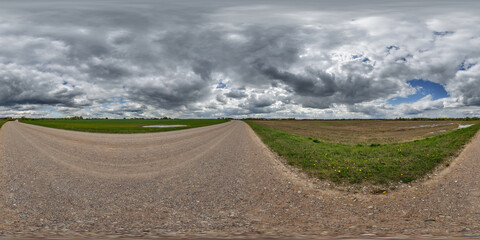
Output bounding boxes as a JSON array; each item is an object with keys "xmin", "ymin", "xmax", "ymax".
[{"xmin": 1, "ymin": 120, "xmax": 480, "ymax": 239}]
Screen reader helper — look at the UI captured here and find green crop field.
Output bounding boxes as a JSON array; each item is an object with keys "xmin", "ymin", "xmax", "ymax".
[
  {"xmin": 247, "ymin": 120, "xmax": 480, "ymax": 185},
  {"xmin": 20, "ymin": 119, "xmax": 229, "ymax": 133}
]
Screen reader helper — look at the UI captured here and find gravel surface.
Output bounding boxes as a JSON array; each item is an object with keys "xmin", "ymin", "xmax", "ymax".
[{"xmin": 1, "ymin": 120, "xmax": 480, "ymax": 239}]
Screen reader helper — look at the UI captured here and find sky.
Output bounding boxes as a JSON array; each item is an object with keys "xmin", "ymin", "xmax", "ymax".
[{"xmin": 1, "ymin": 0, "xmax": 480, "ymax": 119}]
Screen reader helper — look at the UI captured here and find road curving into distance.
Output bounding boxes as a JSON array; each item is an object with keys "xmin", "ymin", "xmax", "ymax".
[{"xmin": 1, "ymin": 120, "xmax": 480, "ymax": 238}]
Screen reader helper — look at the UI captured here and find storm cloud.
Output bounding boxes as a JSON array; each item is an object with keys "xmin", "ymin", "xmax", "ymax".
[{"xmin": 1, "ymin": 0, "xmax": 480, "ymax": 118}]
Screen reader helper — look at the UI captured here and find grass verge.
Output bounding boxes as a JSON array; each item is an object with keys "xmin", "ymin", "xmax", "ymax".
[
  {"xmin": 0, "ymin": 120, "xmax": 7, "ymax": 129},
  {"xmin": 246, "ymin": 121, "xmax": 480, "ymax": 185},
  {"xmin": 20, "ymin": 119, "xmax": 229, "ymax": 133}
]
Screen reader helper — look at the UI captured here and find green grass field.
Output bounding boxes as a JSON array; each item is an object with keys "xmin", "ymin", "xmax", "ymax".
[
  {"xmin": 247, "ymin": 121, "xmax": 480, "ymax": 185},
  {"xmin": 20, "ymin": 119, "xmax": 229, "ymax": 133},
  {"xmin": 0, "ymin": 120, "xmax": 7, "ymax": 129}
]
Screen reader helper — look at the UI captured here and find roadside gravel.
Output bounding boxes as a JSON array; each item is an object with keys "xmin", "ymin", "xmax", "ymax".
[{"xmin": 1, "ymin": 120, "xmax": 479, "ymax": 239}]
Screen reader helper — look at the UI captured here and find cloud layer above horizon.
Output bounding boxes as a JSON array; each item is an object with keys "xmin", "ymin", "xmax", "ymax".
[{"xmin": 1, "ymin": 0, "xmax": 480, "ymax": 119}]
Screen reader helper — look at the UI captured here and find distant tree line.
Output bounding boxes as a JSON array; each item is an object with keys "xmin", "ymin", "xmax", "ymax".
[
  {"xmin": 242, "ymin": 118, "xmax": 296, "ymax": 120},
  {"xmin": 0, "ymin": 117, "xmax": 16, "ymax": 121},
  {"xmin": 390, "ymin": 117, "xmax": 480, "ymax": 121}
]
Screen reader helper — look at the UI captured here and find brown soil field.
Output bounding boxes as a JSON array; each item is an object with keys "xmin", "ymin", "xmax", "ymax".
[{"xmin": 249, "ymin": 120, "xmax": 478, "ymax": 144}]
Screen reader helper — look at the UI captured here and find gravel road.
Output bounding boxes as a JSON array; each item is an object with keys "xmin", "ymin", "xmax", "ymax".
[{"xmin": 1, "ymin": 120, "xmax": 480, "ymax": 238}]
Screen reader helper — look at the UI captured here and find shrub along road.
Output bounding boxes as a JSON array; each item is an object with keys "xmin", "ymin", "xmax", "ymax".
[{"xmin": 1, "ymin": 120, "xmax": 480, "ymax": 238}]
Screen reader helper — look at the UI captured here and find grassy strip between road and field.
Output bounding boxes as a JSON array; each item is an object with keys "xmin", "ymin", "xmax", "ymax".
[
  {"xmin": 20, "ymin": 119, "xmax": 229, "ymax": 133},
  {"xmin": 246, "ymin": 121, "xmax": 480, "ymax": 185},
  {"xmin": 0, "ymin": 120, "xmax": 7, "ymax": 129}
]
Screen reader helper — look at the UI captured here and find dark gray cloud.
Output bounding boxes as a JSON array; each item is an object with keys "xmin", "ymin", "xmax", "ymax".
[
  {"xmin": 261, "ymin": 66, "xmax": 399, "ymax": 108},
  {"xmin": 225, "ymin": 90, "xmax": 248, "ymax": 99},
  {"xmin": 126, "ymin": 75, "xmax": 212, "ymax": 110},
  {"xmin": 1, "ymin": 0, "xmax": 480, "ymax": 118},
  {"xmin": 460, "ymin": 80, "xmax": 480, "ymax": 106},
  {"xmin": 0, "ymin": 64, "xmax": 85, "ymax": 107},
  {"xmin": 239, "ymin": 94, "xmax": 282, "ymax": 114}
]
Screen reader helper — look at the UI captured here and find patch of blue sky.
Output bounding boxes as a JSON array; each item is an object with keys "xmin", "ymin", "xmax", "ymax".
[
  {"xmin": 216, "ymin": 82, "xmax": 227, "ymax": 89},
  {"xmin": 62, "ymin": 81, "xmax": 76, "ymax": 88},
  {"xmin": 386, "ymin": 45, "xmax": 399, "ymax": 55},
  {"xmin": 110, "ymin": 97, "xmax": 126, "ymax": 104},
  {"xmin": 45, "ymin": 108, "xmax": 62, "ymax": 116},
  {"xmin": 386, "ymin": 45, "xmax": 399, "ymax": 50},
  {"xmin": 351, "ymin": 54, "xmax": 370, "ymax": 63},
  {"xmin": 433, "ymin": 31, "xmax": 454, "ymax": 36},
  {"xmin": 387, "ymin": 79, "xmax": 449, "ymax": 105},
  {"xmin": 458, "ymin": 60, "xmax": 475, "ymax": 71}
]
